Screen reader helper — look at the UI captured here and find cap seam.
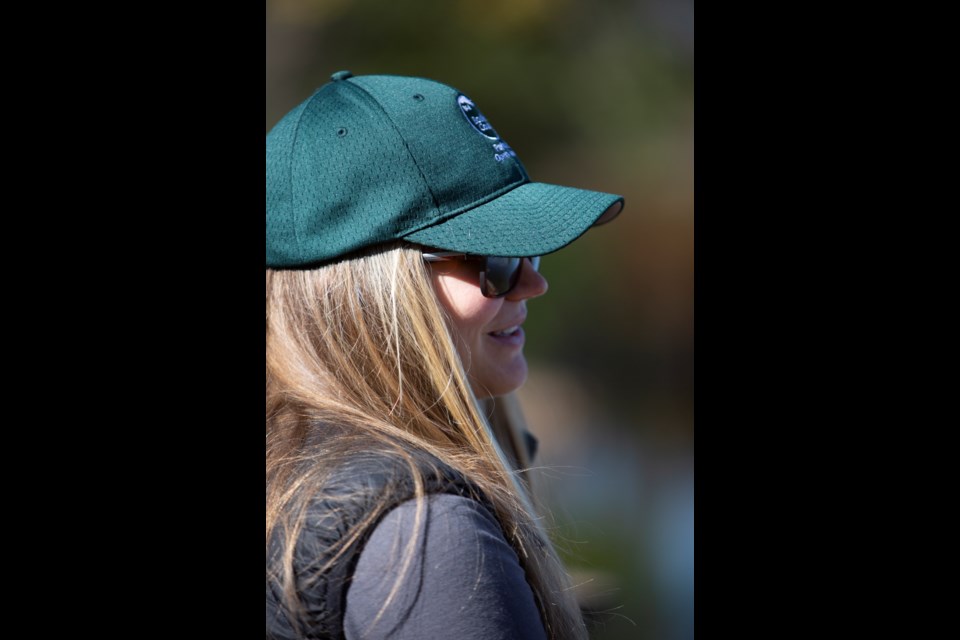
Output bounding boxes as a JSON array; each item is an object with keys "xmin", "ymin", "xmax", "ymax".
[
  {"xmin": 284, "ymin": 88, "xmax": 325, "ymax": 263},
  {"xmin": 341, "ymin": 79, "xmax": 442, "ymax": 216}
]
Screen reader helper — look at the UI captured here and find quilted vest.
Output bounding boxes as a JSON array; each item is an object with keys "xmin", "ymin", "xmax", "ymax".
[{"xmin": 265, "ymin": 448, "xmax": 488, "ymax": 639}]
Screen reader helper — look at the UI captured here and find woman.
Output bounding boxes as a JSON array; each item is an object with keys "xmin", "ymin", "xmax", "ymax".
[{"xmin": 266, "ymin": 71, "xmax": 624, "ymax": 640}]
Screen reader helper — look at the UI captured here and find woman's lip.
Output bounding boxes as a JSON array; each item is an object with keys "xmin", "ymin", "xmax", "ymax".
[
  {"xmin": 487, "ymin": 326, "xmax": 525, "ymax": 347},
  {"xmin": 489, "ymin": 324, "xmax": 521, "ymax": 336},
  {"xmin": 489, "ymin": 316, "xmax": 526, "ymax": 335}
]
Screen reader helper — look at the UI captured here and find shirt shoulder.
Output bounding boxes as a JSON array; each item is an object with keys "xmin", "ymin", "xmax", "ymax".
[{"xmin": 344, "ymin": 493, "xmax": 547, "ymax": 640}]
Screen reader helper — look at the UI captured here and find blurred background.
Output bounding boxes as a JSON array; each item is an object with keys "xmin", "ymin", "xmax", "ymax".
[{"xmin": 267, "ymin": 1, "xmax": 693, "ymax": 638}]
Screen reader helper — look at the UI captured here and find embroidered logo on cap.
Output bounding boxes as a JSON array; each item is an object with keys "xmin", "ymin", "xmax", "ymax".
[
  {"xmin": 457, "ymin": 94, "xmax": 518, "ymax": 163},
  {"xmin": 457, "ymin": 95, "xmax": 498, "ymax": 140}
]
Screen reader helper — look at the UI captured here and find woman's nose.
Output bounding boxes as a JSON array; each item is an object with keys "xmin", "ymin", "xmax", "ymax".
[{"xmin": 506, "ymin": 257, "xmax": 548, "ymax": 301}]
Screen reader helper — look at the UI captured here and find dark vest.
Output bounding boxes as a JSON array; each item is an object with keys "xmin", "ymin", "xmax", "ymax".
[{"xmin": 266, "ymin": 449, "xmax": 487, "ymax": 639}]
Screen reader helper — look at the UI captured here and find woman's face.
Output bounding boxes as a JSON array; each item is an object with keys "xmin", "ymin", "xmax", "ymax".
[{"xmin": 430, "ymin": 255, "xmax": 549, "ymax": 398}]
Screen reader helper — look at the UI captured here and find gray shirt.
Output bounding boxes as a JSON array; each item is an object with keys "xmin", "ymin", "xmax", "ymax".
[{"xmin": 343, "ymin": 494, "xmax": 548, "ymax": 640}]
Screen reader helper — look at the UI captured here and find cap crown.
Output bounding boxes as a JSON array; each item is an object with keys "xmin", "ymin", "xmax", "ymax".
[{"xmin": 267, "ymin": 73, "xmax": 529, "ymax": 267}]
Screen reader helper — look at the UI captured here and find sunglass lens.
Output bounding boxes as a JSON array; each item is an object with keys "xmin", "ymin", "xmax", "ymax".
[{"xmin": 482, "ymin": 256, "xmax": 521, "ymax": 297}]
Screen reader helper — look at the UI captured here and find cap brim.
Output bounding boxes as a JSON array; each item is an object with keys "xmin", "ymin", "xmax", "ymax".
[{"xmin": 403, "ymin": 182, "xmax": 624, "ymax": 257}]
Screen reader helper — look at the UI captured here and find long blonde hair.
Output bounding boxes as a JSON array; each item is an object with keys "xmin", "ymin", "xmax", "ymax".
[{"xmin": 266, "ymin": 243, "xmax": 586, "ymax": 639}]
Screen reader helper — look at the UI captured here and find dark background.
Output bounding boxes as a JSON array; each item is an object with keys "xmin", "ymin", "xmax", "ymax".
[{"xmin": 267, "ymin": 2, "xmax": 694, "ymax": 638}]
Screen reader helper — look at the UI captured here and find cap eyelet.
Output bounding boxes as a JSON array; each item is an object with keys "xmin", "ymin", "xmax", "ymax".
[
  {"xmin": 412, "ymin": 94, "xmax": 425, "ymax": 102},
  {"xmin": 336, "ymin": 127, "xmax": 348, "ymax": 137}
]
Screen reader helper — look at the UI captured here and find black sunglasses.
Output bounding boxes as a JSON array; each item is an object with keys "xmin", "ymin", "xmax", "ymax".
[{"xmin": 422, "ymin": 252, "xmax": 542, "ymax": 298}]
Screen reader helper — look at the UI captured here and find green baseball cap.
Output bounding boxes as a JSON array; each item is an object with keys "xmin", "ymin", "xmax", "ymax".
[{"xmin": 266, "ymin": 71, "xmax": 624, "ymax": 268}]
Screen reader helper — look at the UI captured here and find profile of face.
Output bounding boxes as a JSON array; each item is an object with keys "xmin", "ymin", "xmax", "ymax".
[{"xmin": 430, "ymin": 256, "xmax": 549, "ymax": 398}]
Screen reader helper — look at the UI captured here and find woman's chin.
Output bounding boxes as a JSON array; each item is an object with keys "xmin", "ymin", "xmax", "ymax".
[{"xmin": 471, "ymin": 358, "xmax": 528, "ymax": 399}]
